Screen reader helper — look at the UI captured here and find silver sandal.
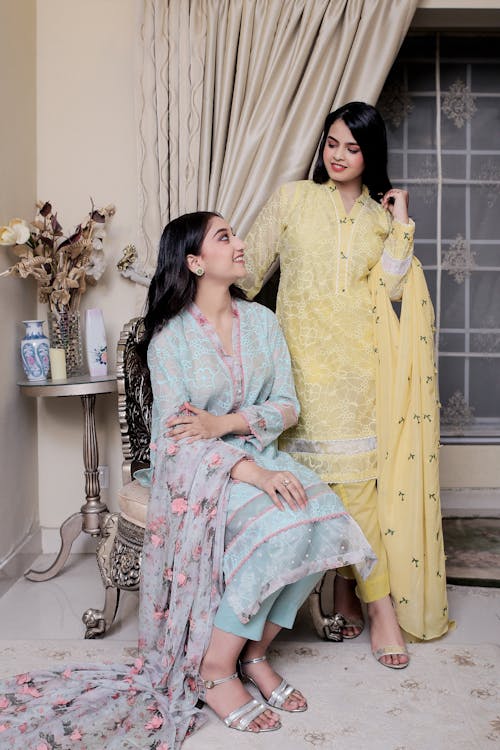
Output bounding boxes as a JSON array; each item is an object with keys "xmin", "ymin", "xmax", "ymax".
[
  {"xmin": 309, "ymin": 574, "xmax": 347, "ymax": 641},
  {"xmin": 239, "ymin": 655, "xmax": 307, "ymax": 712},
  {"xmin": 200, "ymin": 671, "xmax": 281, "ymax": 732}
]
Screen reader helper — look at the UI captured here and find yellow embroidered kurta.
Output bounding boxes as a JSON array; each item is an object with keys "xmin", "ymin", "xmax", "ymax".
[{"xmin": 241, "ymin": 180, "xmax": 414, "ymax": 484}]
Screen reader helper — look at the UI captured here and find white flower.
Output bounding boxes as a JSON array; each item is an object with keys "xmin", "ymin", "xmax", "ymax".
[
  {"xmin": 86, "ymin": 252, "xmax": 106, "ymax": 281},
  {"xmin": 0, "ymin": 226, "xmax": 17, "ymax": 245},
  {"xmin": 0, "ymin": 219, "xmax": 31, "ymax": 245},
  {"xmin": 9, "ymin": 218, "xmax": 31, "ymax": 244}
]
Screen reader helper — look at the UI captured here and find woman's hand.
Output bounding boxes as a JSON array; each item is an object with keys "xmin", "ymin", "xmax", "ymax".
[
  {"xmin": 167, "ymin": 403, "xmax": 224, "ymax": 441},
  {"xmin": 166, "ymin": 403, "xmax": 248, "ymax": 442},
  {"xmin": 231, "ymin": 459, "xmax": 308, "ymax": 512},
  {"xmin": 381, "ymin": 188, "xmax": 409, "ymax": 224}
]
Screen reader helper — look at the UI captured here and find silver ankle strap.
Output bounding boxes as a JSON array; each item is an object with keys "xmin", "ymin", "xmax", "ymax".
[
  {"xmin": 203, "ymin": 671, "xmax": 238, "ymax": 689},
  {"xmin": 240, "ymin": 655, "xmax": 267, "ymax": 666}
]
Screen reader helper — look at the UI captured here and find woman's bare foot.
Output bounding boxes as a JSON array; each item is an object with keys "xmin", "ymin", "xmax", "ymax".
[
  {"xmin": 199, "ymin": 660, "xmax": 281, "ymax": 731},
  {"xmin": 239, "ymin": 651, "xmax": 307, "ymax": 711},
  {"xmin": 368, "ymin": 595, "xmax": 409, "ymax": 668},
  {"xmin": 334, "ymin": 574, "xmax": 364, "ymax": 638}
]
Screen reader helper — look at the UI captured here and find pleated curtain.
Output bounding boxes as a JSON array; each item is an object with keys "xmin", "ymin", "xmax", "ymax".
[{"xmin": 137, "ymin": 0, "xmax": 418, "ymax": 272}]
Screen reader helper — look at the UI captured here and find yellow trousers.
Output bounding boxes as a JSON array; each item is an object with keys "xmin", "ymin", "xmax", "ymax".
[{"xmin": 331, "ymin": 480, "xmax": 390, "ymax": 603}]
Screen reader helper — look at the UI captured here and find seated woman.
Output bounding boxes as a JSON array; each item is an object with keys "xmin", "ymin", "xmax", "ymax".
[
  {"xmin": 0, "ymin": 211, "xmax": 375, "ymax": 749},
  {"xmin": 135, "ymin": 210, "xmax": 375, "ymax": 736}
]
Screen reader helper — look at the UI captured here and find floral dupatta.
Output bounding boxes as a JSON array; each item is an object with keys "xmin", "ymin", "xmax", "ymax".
[{"xmin": 0, "ymin": 420, "xmax": 247, "ymax": 750}]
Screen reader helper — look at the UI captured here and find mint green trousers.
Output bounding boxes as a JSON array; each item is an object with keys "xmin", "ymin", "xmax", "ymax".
[{"xmin": 214, "ymin": 571, "xmax": 322, "ymax": 641}]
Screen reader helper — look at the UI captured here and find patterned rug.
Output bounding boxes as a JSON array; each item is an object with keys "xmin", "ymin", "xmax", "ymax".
[
  {"xmin": 443, "ymin": 517, "xmax": 500, "ymax": 586},
  {"xmin": 0, "ymin": 639, "xmax": 499, "ymax": 749}
]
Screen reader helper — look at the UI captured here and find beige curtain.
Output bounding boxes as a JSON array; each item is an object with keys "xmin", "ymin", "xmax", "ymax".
[{"xmin": 137, "ymin": 0, "xmax": 418, "ymax": 272}]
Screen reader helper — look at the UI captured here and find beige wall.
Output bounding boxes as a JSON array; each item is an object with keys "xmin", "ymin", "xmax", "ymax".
[
  {"xmin": 0, "ymin": 0, "xmax": 39, "ymax": 565},
  {"xmin": 35, "ymin": 0, "xmax": 145, "ymax": 550}
]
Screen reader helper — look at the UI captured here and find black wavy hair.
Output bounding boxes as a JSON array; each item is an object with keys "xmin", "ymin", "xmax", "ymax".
[
  {"xmin": 312, "ymin": 101, "xmax": 392, "ymax": 202},
  {"xmin": 138, "ymin": 211, "xmax": 246, "ymax": 362}
]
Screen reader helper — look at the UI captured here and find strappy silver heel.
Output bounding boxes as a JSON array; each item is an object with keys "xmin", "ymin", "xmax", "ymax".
[
  {"xmin": 200, "ymin": 671, "xmax": 281, "ymax": 732},
  {"xmin": 239, "ymin": 655, "xmax": 307, "ymax": 713},
  {"xmin": 309, "ymin": 574, "xmax": 347, "ymax": 641}
]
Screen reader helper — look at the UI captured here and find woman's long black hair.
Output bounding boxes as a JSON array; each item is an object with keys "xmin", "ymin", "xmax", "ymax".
[
  {"xmin": 138, "ymin": 211, "xmax": 246, "ymax": 362},
  {"xmin": 312, "ymin": 101, "xmax": 392, "ymax": 202}
]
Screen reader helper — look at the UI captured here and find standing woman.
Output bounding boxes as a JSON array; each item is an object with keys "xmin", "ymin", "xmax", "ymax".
[{"xmin": 241, "ymin": 102, "xmax": 450, "ymax": 668}]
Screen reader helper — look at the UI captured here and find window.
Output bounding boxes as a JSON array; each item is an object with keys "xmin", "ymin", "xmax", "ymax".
[{"xmin": 378, "ymin": 34, "xmax": 500, "ymax": 443}]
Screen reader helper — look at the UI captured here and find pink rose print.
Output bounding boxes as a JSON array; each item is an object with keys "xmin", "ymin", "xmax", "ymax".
[
  {"xmin": 167, "ymin": 443, "xmax": 179, "ymax": 455},
  {"xmin": 171, "ymin": 496, "xmax": 188, "ymax": 514},
  {"xmin": 177, "ymin": 573, "xmax": 187, "ymax": 586},
  {"xmin": 62, "ymin": 668, "xmax": 72, "ymax": 678},
  {"xmin": 164, "ymin": 567, "xmax": 173, "ymax": 581},
  {"xmin": 0, "ymin": 697, "xmax": 9, "ymax": 709},
  {"xmin": 0, "ymin": 725, "xmax": 9, "ymax": 733},
  {"xmin": 209, "ymin": 453, "xmax": 222, "ymax": 467},
  {"xmin": 36, "ymin": 744, "xmax": 50, "ymax": 750},
  {"xmin": 157, "ymin": 744, "xmax": 170, "ymax": 750},
  {"xmin": 19, "ymin": 722, "xmax": 28, "ymax": 734},
  {"xmin": 21, "ymin": 685, "xmax": 41, "ymax": 697},
  {"xmin": 16, "ymin": 673, "xmax": 30, "ymax": 685},
  {"xmin": 70, "ymin": 729, "xmax": 83, "ymax": 741},
  {"xmin": 151, "ymin": 534, "xmax": 163, "ymax": 548},
  {"xmin": 149, "ymin": 441, "xmax": 157, "ymax": 451},
  {"xmin": 145, "ymin": 714, "xmax": 164, "ymax": 730},
  {"xmin": 192, "ymin": 503, "xmax": 201, "ymax": 517}
]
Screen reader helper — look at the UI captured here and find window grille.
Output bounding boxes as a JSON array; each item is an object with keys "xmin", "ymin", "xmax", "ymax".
[{"xmin": 378, "ymin": 34, "xmax": 500, "ymax": 443}]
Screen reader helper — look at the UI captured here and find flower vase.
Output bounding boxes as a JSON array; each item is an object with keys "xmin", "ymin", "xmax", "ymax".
[
  {"xmin": 47, "ymin": 309, "xmax": 84, "ymax": 377},
  {"xmin": 20, "ymin": 320, "xmax": 50, "ymax": 381},
  {"xmin": 85, "ymin": 308, "xmax": 107, "ymax": 376}
]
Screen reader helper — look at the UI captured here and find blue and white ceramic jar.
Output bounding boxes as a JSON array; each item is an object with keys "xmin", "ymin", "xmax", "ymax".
[{"xmin": 20, "ymin": 320, "xmax": 50, "ymax": 381}]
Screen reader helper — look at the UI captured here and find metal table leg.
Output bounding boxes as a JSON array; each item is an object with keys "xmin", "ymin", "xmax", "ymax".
[{"xmin": 25, "ymin": 393, "xmax": 109, "ymax": 581}]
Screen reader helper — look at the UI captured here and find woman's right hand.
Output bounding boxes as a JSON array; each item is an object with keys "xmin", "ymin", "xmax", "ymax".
[{"xmin": 231, "ymin": 460, "xmax": 308, "ymax": 511}]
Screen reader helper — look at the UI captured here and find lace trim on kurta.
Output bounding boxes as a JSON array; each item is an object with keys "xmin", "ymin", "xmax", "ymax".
[
  {"xmin": 382, "ymin": 250, "xmax": 413, "ymax": 276},
  {"xmin": 281, "ymin": 435, "xmax": 377, "ymax": 455}
]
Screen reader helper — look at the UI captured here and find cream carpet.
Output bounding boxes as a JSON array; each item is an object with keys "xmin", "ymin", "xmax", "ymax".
[{"xmin": 0, "ymin": 639, "xmax": 498, "ymax": 749}]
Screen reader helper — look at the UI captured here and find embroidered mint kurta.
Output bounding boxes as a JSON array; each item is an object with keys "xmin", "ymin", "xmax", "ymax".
[{"xmin": 242, "ymin": 180, "xmax": 414, "ymax": 483}]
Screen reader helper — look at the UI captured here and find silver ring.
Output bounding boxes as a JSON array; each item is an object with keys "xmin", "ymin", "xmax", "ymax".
[{"xmin": 282, "ymin": 478, "xmax": 291, "ymax": 486}]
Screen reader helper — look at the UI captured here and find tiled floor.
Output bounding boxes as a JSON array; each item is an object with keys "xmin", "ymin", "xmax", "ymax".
[{"xmin": 0, "ymin": 553, "xmax": 499, "ymax": 646}]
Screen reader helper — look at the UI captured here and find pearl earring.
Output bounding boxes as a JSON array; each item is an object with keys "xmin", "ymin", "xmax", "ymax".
[{"xmin": 194, "ymin": 267, "xmax": 205, "ymax": 277}]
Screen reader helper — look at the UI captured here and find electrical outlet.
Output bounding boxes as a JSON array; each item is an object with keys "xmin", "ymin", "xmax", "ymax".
[{"xmin": 98, "ymin": 465, "xmax": 109, "ymax": 489}]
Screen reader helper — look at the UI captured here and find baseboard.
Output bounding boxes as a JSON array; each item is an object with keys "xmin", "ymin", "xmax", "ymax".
[
  {"xmin": 441, "ymin": 488, "xmax": 500, "ymax": 517},
  {"xmin": 0, "ymin": 527, "xmax": 42, "ymax": 598}
]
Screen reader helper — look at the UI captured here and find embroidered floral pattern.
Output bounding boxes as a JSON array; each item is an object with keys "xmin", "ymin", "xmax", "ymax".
[
  {"xmin": 442, "ymin": 234, "xmax": 477, "ymax": 284},
  {"xmin": 442, "ymin": 79, "xmax": 477, "ymax": 128}
]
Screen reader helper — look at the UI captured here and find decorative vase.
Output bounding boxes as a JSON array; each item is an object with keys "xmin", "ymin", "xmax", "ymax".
[
  {"xmin": 85, "ymin": 308, "xmax": 107, "ymax": 376},
  {"xmin": 20, "ymin": 320, "xmax": 50, "ymax": 381},
  {"xmin": 47, "ymin": 309, "xmax": 84, "ymax": 377}
]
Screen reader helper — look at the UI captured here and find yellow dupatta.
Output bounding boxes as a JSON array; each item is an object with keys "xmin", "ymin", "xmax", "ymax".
[{"xmin": 370, "ymin": 258, "xmax": 451, "ymax": 640}]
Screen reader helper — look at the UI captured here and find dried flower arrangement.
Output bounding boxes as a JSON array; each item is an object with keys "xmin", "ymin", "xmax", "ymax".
[{"xmin": 0, "ymin": 200, "xmax": 116, "ymax": 313}]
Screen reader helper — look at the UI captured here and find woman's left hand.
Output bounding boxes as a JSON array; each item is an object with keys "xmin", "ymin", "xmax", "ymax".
[
  {"xmin": 166, "ymin": 403, "xmax": 223, "ymax": 441},
  {"xmin": 381, "ymin": 188, "xmax": 409, "ymax": 224}
]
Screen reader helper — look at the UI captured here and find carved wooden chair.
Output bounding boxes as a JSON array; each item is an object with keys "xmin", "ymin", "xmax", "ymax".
[
  {"xmin": 82, "ymin": 317, "xmax": 151, "ymax": 638},
  {"xmin": 82, "ymin": 317, "xmax": 341, "ymax": 640}
]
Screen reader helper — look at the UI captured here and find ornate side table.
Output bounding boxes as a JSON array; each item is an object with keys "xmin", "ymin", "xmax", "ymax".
[{"xmin": 18, "ymin": 374, "xmax": 117, "ymax": 581}]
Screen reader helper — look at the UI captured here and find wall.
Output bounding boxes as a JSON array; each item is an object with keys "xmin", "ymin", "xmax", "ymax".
[
  {"xmin": 0, "ymin": 0, "xmax": 39, "ymax": 570},
  {"xmin": 35, "ymin": 0, "xmax": 145, "ymax": 551}
]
